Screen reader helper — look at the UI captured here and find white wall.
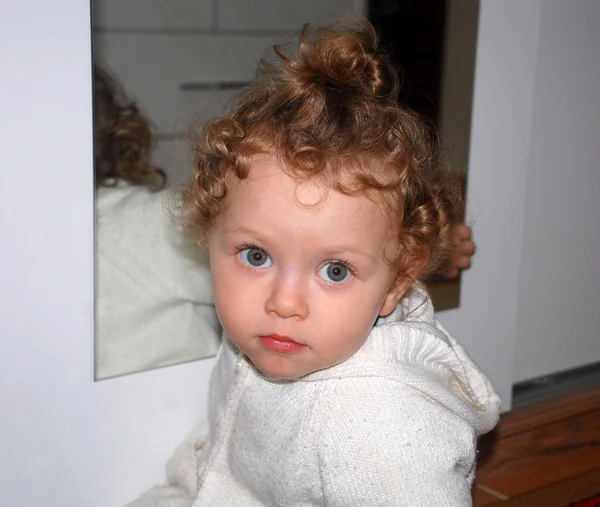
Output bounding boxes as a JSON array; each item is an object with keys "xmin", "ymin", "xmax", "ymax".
[
  {"xmin": 443, "ymin": 0, "xmax": 600, "ymax": 388},
  {"xmin": 512, "ymin": 0, "xmax": 600, "ymax": 382}
]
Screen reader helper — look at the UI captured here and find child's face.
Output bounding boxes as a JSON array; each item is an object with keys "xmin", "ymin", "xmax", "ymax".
[{"xmin": 209, "ymin": 155, "xmax": 403, "ymax": 378}]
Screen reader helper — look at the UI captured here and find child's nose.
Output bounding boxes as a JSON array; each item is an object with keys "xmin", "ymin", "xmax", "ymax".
[{"xmin": 265, "ymin": 275, "xmax": 309, "ymax": 320}]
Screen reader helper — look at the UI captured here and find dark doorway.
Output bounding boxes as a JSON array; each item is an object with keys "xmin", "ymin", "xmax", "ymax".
[{"xmin": 368, "ymin": 0, "xmax": 448, "ymax": 127}]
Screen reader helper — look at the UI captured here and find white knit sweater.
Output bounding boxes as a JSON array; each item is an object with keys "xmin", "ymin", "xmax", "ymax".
[
  {"xmin": 96, "ymin": 185, "xmax": 221, "ymax": 379},
  {"xmin": 128, "ymin": 288, "xmax": 500, "ymax": 506}
]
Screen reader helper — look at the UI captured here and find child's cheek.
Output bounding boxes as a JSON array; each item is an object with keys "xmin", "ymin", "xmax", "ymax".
[{"xmin": 212, "ymin": 263, "xmax": 252, "ymax": 337}]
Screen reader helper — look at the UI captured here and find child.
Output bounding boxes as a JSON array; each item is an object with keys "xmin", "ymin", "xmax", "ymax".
[{"xmin": 128, "ymin": 20, "xmax": 499, "ymax": 506}]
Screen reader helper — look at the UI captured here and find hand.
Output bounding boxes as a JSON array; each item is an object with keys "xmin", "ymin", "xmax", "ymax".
[{"xmin": 441, "ymin": 225, "xmax": 475, "ymax": 280}]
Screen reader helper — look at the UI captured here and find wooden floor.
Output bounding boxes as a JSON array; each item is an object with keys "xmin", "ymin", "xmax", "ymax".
[{"xmin": 473, "ymin": 386, "xmax": 600, "ymax": 506}]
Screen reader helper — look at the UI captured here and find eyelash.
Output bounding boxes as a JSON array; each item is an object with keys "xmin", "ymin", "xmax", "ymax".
[
  {"xmin": 235, "ymin": 242, "xmax": 264, "ymax": 255},
  {"xmin": 234, "ymin": 243, "xmax": 357, "ymax": 277}
]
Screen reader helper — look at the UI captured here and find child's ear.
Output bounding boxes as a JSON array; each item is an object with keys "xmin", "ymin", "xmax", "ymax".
[{"xmin": 379, "ymin": 281, "xmax": 406, "ymax": 317}]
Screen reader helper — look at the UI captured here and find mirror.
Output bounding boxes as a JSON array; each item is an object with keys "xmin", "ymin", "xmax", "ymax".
[{"xmin": 92, "ymin": 0, "xmax": 478, "ymax": 380}]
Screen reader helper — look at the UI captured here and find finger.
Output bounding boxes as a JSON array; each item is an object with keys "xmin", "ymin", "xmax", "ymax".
[
  {"xmin": 455, "ymin": 256, "xmax": 472, "ymax": 270},
  {"xmin": 459, "ymin": 240, "xmax": 476, "ymax": 256},
  {"xmin": 454, "ymin": 224, "xmax": 472, "ymax": 240}
]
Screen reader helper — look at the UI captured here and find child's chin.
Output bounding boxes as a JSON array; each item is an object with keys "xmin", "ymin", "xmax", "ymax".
[{"xmin": 251, "ymin": 356, "xmax": 313, "ymax": 380}]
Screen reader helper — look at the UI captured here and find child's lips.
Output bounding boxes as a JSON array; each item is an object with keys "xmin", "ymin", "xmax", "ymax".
[{"xmin": 258, "ymin": 334, "xmax": 306, "ymax": 353}]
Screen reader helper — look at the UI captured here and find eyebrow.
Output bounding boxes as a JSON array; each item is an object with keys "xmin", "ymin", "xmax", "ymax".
[{"xmin": 223, "ymin": 225, "xmax": 267, "ymax": 239}]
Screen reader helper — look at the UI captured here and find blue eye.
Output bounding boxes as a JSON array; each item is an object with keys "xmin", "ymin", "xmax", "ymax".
[
  {"xmin": 239, "ymin": 247, "xmax": 272, "ymax": 268},
  {"xmin": 318, "ymin": 262, "xmax": 352, "ymax": 284}
]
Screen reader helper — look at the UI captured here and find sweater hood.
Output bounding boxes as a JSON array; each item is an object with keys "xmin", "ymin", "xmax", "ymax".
[{"xmin": 302, "ymin": 287, "xmax": 501, "ymax": 436}]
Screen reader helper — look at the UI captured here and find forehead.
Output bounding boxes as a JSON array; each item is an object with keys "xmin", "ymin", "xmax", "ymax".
[{"xmin": 220, "ymin": 156, "xmax": 389, "ymax": 238}]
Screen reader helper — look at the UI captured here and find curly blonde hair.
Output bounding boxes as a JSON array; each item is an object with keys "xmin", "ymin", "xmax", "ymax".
[
  {"xmin": 183, "ymin": 20, "xmax": 458, "ymax": 288},
  {"xmin": 93, "ymin": 65, "xmax": 166, "ymax": 191}
]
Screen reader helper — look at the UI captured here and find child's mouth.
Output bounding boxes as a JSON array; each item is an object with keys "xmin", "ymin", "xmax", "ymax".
[{"xmin": 258, "ymin": 334, "xmax": 306, "ymax": 353}]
